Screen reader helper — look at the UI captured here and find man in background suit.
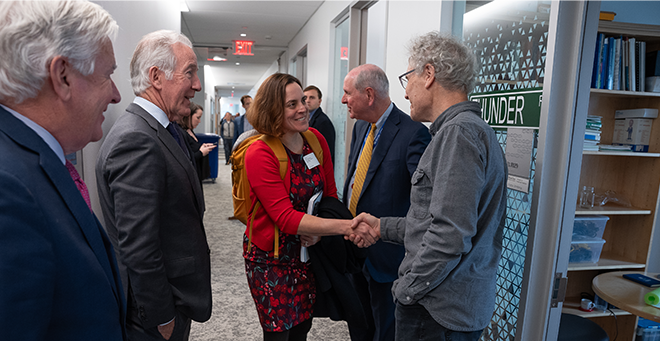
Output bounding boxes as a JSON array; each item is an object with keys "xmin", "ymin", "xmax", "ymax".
[
  {"xmin": 233, "ymin": 95, "xmax": 252, "ymax": 146},
  {"xmin": 341, "ymin": 64, "xmax": 431, "ymax": 341},
  {"xmin": 0, "ymin": 1, "xmax": 125, "ymax": 340},
  {"xmin": 220, "ymin": 111, "xmax": 235, "ymax": 165},
  {"xmin": 304, "ymin": 85, "xmax": 336, "ymax": 163},
  {"xmin": 240, "ymin": 94, "xmax": 253, "ymax": 131},
  {"xmin": 97, "ymin": 30, "xmax": 212, "ymax": 341}
]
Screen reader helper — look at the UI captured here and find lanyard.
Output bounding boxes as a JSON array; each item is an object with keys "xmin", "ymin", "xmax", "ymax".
[{"xmin": 360, "ymin": 123, "xmax": 385, "ymax": 152}]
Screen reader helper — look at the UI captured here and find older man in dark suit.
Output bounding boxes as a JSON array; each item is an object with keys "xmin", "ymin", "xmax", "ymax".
[
  {"xmin": 0, "ymin": 1, "xmax": 125, "ymax": 340},
  {"xmin": 341, "ymin": 64, "xmax": 431, "ymax": 341},
  {"xmin": 304, "ymin": 85, "xmax": 336, "ymax": 163},
  {"xmin": 96, "ymin": 30, "xmax": 212, "ymax": 341}
]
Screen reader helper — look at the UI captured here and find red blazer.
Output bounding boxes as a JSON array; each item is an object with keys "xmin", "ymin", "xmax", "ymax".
[{"xmin": 244, "ymin": 128, "xmax": 337, "ymax": 252}]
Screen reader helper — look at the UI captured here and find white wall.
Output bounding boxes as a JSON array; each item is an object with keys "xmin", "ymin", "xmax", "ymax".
[
  {"xmin": 385, "ymin": 1, "xmax": 442, "ymax": 112},
  {"xmin": 247, "ymin": 61, "xmax": 280, "ymax": 98},
  {"xmin": 86, "ymin": 1, "xmax": 181, "ymax": 218},
  {"xmin": 601, "ymin": 1, "xmax": 660, "ymax": 25},
  {"xmin": 365, "ymin": 1, "xmax": 388, "ymax": 69},
  {"xmin": 199, "ymin": 64, "xmax": 213, "ymax": 134},
  {"xmin": 287, "ymin": 1, "xmax": 352, "ymax": 114},
  {"xmin": 220, "ymin": 97, "xmax": 242, "ymax": 118},
  {"xmin": 194, "ymin": 63, "xmax": 207, "ymax": 134}
]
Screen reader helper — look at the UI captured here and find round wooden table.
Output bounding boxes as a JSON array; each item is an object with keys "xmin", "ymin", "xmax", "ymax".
[{"xmin": 592, "ymin": 271, "xmax": 660, "ymax": 322}]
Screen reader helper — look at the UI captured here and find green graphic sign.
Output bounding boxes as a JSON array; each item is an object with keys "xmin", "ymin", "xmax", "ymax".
[{"xmin": 469, "ymin": 88, "xmax": 542, "ymax": 129}]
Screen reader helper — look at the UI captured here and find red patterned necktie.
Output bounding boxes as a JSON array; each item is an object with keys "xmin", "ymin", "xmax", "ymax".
[{"xmin": 65, "ymin": 160, "xmax": 92, "ymax": 211}]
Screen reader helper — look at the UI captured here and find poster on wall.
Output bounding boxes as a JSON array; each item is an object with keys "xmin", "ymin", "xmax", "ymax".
[
  {"xmin": 469, "ymin": 88, "xmax": 542, "ymax": 193},
  {"xmin": 504, "ymin": 128, "xmax": 535, "ymax": 193}
]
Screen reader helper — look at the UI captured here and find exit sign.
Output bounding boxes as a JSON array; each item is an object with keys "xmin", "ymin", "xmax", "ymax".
[{"xmin": 234, "ymin": 40, "xmax": 254, "ymax": 56}]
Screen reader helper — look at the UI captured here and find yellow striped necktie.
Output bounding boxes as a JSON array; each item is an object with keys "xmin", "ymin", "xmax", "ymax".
[{"xmin": 349, "ymin": 123, "xmax": 377, "ymax": 216}]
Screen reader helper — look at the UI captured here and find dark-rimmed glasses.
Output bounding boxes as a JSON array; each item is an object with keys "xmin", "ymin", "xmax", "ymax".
[{"xmin": 398, "ymin": 69, "xmax": 415, "ymax": 89}]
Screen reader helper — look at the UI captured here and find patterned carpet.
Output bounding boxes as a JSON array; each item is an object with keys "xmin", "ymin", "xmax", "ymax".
[{"xmin": 189, "ymin": 151, "xmax": 350, "ymax": 340}]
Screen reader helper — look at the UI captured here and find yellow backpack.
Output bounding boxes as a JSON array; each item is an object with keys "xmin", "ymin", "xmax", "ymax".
[{"xmin": 229, "ymin": 130, "xmax": 324, "ymax": 258}]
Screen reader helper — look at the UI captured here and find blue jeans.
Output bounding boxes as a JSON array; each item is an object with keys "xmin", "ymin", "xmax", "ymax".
[{"xmin": 395, "ymin": 302, "xmax": 483, "ymax": 341}]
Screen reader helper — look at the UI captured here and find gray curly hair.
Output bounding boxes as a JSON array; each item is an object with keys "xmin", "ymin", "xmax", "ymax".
[
  {"xmin": 130, "ymin": 30, "xmax": 193, "ymax": 96},
  {"xmin": 407, "ymin": 31, "xmax": 477, "ymax": 94},
  {"xmin": 0, "ymin": 1, "xmax": 117, "ymax": 104}
]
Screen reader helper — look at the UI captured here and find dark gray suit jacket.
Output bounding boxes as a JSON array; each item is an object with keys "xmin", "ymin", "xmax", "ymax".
[
  {"xmin": 343, "ymin": 104, "xmax": 431, "ymax": 283},
  {"xmin": 309, "ymin": 107, "xmax": 336, "ymax": 163},
  {"xmin": 96, "ymin": 102, "xmax": 211, "ymax": 329}
]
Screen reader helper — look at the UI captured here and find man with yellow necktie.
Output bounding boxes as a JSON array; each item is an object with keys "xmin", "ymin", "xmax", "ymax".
[{"xmin": 341, "ymin": 64, "xmax": 431, "ymax": 341}]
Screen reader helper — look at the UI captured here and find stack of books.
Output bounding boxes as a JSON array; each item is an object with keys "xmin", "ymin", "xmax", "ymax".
[
  {"xmin": 592, "ymin": 33, "xmax": 646, "ymax": 92},
  {"xmin": 599, "ymin": 144, "xmax": 632, "ymax": 152},
  {"xmin": 584, "ymin": 116, "xmax": 602, "ymax": 151}
]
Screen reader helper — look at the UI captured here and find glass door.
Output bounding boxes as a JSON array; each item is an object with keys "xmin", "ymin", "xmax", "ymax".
[
  {"xmin": 459, "ymin": 1, "xmax": 597, "ymax": 339},
  {"xmin": 329, "ymin": 16, "xmax": 350, "ymax": 195}
]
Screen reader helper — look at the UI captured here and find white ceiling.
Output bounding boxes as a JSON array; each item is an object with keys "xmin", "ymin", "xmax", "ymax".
[{"xmin": 181, "ymin": 1, "xmax": 324, "ymax": 99}]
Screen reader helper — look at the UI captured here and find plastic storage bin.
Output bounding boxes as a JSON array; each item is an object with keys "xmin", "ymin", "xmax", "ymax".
[
  {"xmin": 573, "ymin": 215, "xmax": 609, "ymax": 241},
  {"xmin": 637, "ymin": 317, "xmax": 660, "ymax": 341},
  {"xmin": 569, "ymin": 239, "xmax": 606, "ymax": 263},
  {"xmin": 197, "ymin": 133, "xmax": 220, "ymax": 181}
]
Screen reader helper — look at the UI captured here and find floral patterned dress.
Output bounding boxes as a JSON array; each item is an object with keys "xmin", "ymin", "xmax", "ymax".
[{"xmin": 244, "ymin": 141, "xmax": 324, "ymax": 332}]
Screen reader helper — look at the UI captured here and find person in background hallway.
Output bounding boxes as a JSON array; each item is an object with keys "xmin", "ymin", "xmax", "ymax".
[
  {"xmin": 341, "ymin": 64, "xmax": 431, "ymax": 341},
  {"xmin": 233, "ymin": 114, "xmax": 243, "ymax": 146},
  {"xmin": 233, "ymin": 95, "xmax": 251, "ymax": 146},
  {"xmin": 303, "ymin": 85, "xmax": 336, "ymax": 164},
  {"xmin": 351, "ymin": 32, "xmax": 508, "ymax": 341},
  {"xmin": 241, "ymin": 94, "xmax": 254, "ymax": 131},
  {"xmin": 243, "ymin": 73, "xmax": 376, "ymax": 341},
  {"xmin": 179, "ymin": 102, "xmax": 216, "ymax": 185},
  {"xmin": 220, "ymin": 111, "xmax": 235, "ymax": 165},
  {"xmin": 96, "ymin": 30, "xmax": 212, "ymax": 341},
  {"xmin": 0, "ymin": 1, "xmax": 126, "ymax": 340}
]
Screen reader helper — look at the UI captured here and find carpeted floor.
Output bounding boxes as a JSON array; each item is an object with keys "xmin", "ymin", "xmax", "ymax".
[{"xmin": 189, "ymin": 150, "xmax": 350, "ymax": 341}]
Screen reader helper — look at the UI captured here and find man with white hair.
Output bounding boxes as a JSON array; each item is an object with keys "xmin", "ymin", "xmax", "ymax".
[
  {"xmin": 341, "ymin": 64, "xmax": 431, "ymax": 341},
  {"xmin": 96, "ymin": 30, "xmax": 212, "ymax": 341},
  {"xmin": 0, "ymin": 1, "xmax": 125, "ymax": 340}
]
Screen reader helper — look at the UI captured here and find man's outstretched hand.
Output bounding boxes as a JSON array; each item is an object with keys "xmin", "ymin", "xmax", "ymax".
[{"xmin": 346, "ymin": 213, "xmax": 381, "ymax": 248}]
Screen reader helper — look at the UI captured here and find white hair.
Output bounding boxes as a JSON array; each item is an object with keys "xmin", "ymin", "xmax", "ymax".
[
  {"xmin": 353, "ymin": 64, "xmax": 389, "ymax": 100},
  {"xmin": 0, "ymin": 1, "xmax": 117, "ymax": 104},
  {"xmin": 130, "ymin": 30, "xmax": 193, "ymax": 95}
]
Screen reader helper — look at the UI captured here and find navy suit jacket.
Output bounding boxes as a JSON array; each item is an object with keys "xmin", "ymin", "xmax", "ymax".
[
  {"xmin": 0, "ymin": 106, "xmax": 126, "ymax": 340},
  {"xmin": 233, "ymin": 114, "xmax": 245, "ymax": 146},
  {"xmin": 343, "ymin": 104, "xmax": 430, "ymax": 283},
  {"xmin": 309, "ymin": 107, "xmax": 336, "ymax": 164}
]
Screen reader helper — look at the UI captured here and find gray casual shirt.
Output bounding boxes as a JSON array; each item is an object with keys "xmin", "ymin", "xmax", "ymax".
[{"xmin": 380, "ymin": 101, "xmax": 507, "ymax": 332}]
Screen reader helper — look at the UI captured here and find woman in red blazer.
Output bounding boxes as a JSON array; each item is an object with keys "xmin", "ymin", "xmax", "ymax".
[{"xmin": 243, "ymin": 73, "xmax": 374, "ymax": 341}]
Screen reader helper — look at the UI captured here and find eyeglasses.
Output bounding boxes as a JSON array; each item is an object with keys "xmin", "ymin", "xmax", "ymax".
[{"xmin": 398, "ymin": 69, "xmax": 415, "ymax": 89}]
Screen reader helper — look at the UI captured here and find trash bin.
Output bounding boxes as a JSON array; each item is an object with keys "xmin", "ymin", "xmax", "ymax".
[{"xmin": 197, "ymin": 133, "xmax": 220, "ymax": 182}]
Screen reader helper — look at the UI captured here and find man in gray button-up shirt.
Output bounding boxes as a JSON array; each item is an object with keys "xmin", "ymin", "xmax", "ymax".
[{"xmin": 351, "ymin": 32, "xmax": 507, "ymax": 340}]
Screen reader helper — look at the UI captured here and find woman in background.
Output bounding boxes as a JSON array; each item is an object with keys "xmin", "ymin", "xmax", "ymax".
[
  {"xmin": 180, "ymin": 102, "xmax": 216, "ymax": 184},
  {"xmin": 243, "ymin": 73, "xmax": 376, "ymax": 341}
]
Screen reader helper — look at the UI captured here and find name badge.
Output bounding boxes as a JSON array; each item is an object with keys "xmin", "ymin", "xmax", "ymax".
[{"xmin": 303, "ymin": 153, "xmax": 320, "ymax": 169}]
